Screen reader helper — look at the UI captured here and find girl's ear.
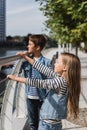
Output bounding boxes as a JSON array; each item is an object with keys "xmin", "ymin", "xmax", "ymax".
[{"xmin": 63, "ymin": 66, "xmax": 67, "ymax": 72}]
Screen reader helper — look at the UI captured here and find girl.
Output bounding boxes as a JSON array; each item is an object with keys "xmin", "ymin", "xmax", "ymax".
[{"xmin": 7, "ymin": 52, "xmax": 81, "ymax": 130}]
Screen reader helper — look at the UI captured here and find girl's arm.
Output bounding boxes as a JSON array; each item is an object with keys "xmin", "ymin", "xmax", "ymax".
[
  {"xmin": 7, "ymin": 75, "xmax": 26, "ymax": 83},
  {"xmin": 7, "ymin": 75, "xmax": 67, "ymax": 94},
  {"xmin": 17, "ymin": 51, "xmax": 58, "ymax": 78},
  {"xmin": 17, "ymin": 51, "xmax": 34, "ymax": 65},
  {"xmin": 33, "ymin": 61, "xmax": 58, "ymax": 78},
  {"xmin": 26, "ymin": 76, "xmax": 67, "ymax": 94}
]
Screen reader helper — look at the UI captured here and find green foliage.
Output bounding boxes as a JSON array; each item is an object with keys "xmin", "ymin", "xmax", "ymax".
[{"xmin": 35, "ymin": 0, "xmax": 87, "ymax": 50}]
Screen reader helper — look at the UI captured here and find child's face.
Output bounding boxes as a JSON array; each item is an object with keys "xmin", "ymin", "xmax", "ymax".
[
  {"xmin": 27, "ymin": 40, "xmax": 37, "ymax": 54},
  {"xmin": 54, "ymin": 55, "xmax": 65, "ymax": 75}
]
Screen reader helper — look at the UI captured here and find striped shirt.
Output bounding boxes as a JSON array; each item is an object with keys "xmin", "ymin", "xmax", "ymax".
[{"xmin": 26, "ymin": 61, "xmax": 68, "ymax": 95}]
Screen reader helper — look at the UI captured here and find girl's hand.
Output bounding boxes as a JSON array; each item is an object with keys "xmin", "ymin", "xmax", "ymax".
[
  {"xmin": 16, "ymin": 51, "xmax": 34, "ymax": 65},
  {"xmin": 7, "ymin": 75, "xmax": 26, "ymax": 83},
  {"xmin": 7, "ymin": 75, "xmax": 16, "ymax": 80},
  {"xmin": 16, "ymin": 51, "xmax": 28, "ymax": 58}
]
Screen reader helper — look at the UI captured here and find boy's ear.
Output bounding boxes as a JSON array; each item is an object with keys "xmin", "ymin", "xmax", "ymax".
[{"xmin": 36, "ymin": 45, "xmax": 40, "ymax": 51}]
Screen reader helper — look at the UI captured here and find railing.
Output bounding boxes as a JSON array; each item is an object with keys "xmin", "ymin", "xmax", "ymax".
[
  {"xmin": 0, "ymin": 55, "xmax": 21, "ymax": 111},
  {"xmin": 0, "ymin": 78, "xmax": 6, "ymax": 110},
  {"xmin": 0, "ymin": 55, "xmax": 21, "ymax": 66},
  {"xmin": 0, "ymin": 55, "xmax": 28, "ymax": 130}
]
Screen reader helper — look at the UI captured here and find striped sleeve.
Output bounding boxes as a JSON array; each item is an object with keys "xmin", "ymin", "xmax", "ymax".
[
  {"xmin": 24, "ymin": 60, "xmax": 68, "ymax": 95},
  {"xmin": 26, "ymin": 76, "xmax": 68, "ymax": 95},
  {"xmin": 33, "ymin": 61, "xmax": 59, "ymax": 78}
]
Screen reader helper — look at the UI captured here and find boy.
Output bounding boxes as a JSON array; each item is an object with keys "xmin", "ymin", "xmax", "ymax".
[{"xmin": 18, "ymin": 34, "xmax": 52, "ymax": 130}]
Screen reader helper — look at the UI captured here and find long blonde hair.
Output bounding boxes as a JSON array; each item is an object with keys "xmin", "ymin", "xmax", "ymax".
[{"xmin": 61, "ymin": 52, "xmax": 81, "ymax": 118}]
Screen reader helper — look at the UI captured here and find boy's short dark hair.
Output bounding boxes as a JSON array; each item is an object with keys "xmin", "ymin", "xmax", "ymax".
[{"xmin": 29, "ymin": 34, "xmax": 47, "ymax": 50}]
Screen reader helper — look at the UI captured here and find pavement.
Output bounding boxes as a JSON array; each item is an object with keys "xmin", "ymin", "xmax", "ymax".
[{"xmin": 43, "ymin": 48, "xmax": 87, "ymax": 130}]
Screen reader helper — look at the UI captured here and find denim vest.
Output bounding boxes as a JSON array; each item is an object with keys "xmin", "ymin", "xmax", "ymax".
[
  {"xmin": 21, "ymin": 55, "xmax": 52, "ymax": 101},
  {"xmin": 40, "ymin": 89, "xmax": 68, "ymax": 120}
]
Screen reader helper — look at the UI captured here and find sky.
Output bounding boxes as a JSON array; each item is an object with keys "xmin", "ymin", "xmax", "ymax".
[{"xmin": 6, "ymin": 0, "xmax": 48, "ymax": 36}]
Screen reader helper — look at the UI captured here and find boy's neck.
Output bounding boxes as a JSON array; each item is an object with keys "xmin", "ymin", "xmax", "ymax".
[{"xmin": 34, "ymin": 52, "xmax": 41, "ymax": 58}]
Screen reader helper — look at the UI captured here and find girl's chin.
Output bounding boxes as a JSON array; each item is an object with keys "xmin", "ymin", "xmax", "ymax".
[
  {"xmin": 54, "ymin": 70, "xmax": 58, "ymax": 73},
  {"xmin": 54, "ymin": 70, "xmax": 61, "ymax": 74}
]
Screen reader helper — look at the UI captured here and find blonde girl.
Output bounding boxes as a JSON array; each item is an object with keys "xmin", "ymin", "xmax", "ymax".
[{"xmin": 7, "ymin": 52, "xmax": 81, "ymax": 130}]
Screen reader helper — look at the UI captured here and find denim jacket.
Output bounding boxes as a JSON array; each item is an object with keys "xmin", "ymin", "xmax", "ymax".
[
  {"xmin": 21, "ymin": 54, "xmax": 52, "ymax": 101},
  {"xmin": 40, "ymin": 89, "xmax": 68, "ymax": 120}
]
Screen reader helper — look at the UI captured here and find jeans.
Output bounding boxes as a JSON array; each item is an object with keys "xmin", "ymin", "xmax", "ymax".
[
  {"xmin": 38, "ymin": 120, "xmax": 62, "ymax": 130},
  {"xmin": 26, "ymin": 98, "xmax": 42, "ymax": 130}
]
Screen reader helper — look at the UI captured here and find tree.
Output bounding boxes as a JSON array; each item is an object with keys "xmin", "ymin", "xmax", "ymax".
[{"xmin": 36, "ymin": 0, "xmax": 87, "ymax": 55}]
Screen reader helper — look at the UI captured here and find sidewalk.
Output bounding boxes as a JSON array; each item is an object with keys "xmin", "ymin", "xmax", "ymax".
[
  {"xmin": 44, "ymin": 48, "xmax": 87, "ymax": 130},
  {"xmin": 62, "ymin": 119, "xmax": 87, "ymax": 130}
]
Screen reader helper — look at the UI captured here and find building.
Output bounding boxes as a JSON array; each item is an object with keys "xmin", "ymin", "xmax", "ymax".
[{"xmin": 0, "ymin": 0, "xmax": 6, "ymax": 42}]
